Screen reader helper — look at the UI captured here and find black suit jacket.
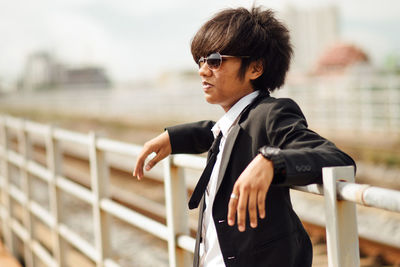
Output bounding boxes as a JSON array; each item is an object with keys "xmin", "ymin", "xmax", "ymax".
[{"xmin": 167, "ymin": 92, "xmax": 355, "ymax": 267}]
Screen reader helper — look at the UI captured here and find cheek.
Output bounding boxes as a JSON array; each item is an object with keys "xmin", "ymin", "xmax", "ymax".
[{"xmin": 215, "ymin": 76, "xmax": 229, "ymax": 92}]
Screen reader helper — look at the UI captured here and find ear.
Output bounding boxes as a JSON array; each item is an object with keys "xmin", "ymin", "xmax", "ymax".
[{"xmin": 248, "ymin": 60, "xmax": 263, "ymax": 80}]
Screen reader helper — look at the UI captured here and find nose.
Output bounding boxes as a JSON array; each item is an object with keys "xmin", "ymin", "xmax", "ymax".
[{"xmin": 198, "ymin": 63, "xmax": 212, "ymax": 77}]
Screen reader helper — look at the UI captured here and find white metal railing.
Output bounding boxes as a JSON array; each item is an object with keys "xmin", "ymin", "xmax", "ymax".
[{"xmin": 0, "ymin": 115, "xmax": 400, "ymax": 267}]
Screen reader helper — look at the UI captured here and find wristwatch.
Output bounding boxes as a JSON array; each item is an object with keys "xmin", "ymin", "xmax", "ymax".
[{"xmin": 258, "ymin": 146, "xmax": 286, "ymax": 183}]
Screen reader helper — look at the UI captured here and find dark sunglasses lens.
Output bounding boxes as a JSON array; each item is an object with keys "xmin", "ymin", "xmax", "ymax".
[{"xmin": 207, "ymin": 53, "xmax": 222, "ymax": 69}]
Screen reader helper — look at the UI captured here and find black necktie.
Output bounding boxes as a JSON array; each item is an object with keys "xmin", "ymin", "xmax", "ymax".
[{"xmin": 188, "ymin": 132, "xmax": 223, "ymax": 210}]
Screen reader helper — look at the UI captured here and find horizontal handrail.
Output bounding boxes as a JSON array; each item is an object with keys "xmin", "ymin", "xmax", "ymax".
[
  {"xmin": 31, "ymin": 239, "xmax": 57, "ymax": 267},
  {"xmin": 56, "ymin": 175, "xmax": 94, "ymax": 204},
  {"xmin": 59, "ymin": 223, "xmax": 99, "ymax": 262},
  {"xmin": 294, "ymin": 182, "xmax": 400, "ymax": 213},
  {"xmin": 173, "ymin": 154, "xmax": 400, "ymax": 213},
  {"xmin": 29, "ymin": 201, "xmax": 55, "ymax": 227},
  {"xmin": 172, "ymin": 154, "xmax": 206, "ymax": 169},
  {"xmin": 100, "ymin": 198, "xmax": 169, "ymax": 241},
  {"xmin": 337, "ymin": 182, "xmax": 400, "ymax": 212},
  {"xmin": 96, "ymin": 137, "xmax": 143, "ymax": 156}
]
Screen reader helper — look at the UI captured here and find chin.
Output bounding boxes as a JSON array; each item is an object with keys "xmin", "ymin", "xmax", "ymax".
[{"xmin": 204, "ymin": 95, "xmax": 217, "ymax": 105}]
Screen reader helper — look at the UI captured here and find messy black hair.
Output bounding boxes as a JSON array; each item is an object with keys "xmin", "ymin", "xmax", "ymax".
[{"xmin": 191, "ymin": 7, "xmax": 293, "ymax": 92}]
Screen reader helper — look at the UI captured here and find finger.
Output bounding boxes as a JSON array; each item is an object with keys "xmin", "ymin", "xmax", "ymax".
[
  {"xmin": 133, "ymin": 155, "xmax": 145, "ymax": 180},
  {"xmin": 144, "ymin": 151, "xmax": 162, "ymax": 171},
  {"xmin": 133, "ymin": 146, "xmax": 153, "ymax": 179},
  {"xmin": 257, "ymin": 189, "xmax": 268, "ymax": 219},
  {"xmin": 227, "ymin": 188, "xmax": 239, "ymax": 226},
  {"xmin": 248, "ymin": 189, "xmax": 258, "ymax": 228},
  {"xmin": 237, "ymin": 188, "xmax": 249, "ymax": 232}
]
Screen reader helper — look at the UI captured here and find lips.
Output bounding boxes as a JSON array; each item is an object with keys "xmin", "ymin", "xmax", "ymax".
[{"xmin": 202, "ymin": 81, "xmax": 214, "ymax": 90}]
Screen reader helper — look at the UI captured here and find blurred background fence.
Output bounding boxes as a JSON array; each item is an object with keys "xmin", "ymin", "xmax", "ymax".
[{"xmin": 1, "ymin": 73, "xmax": 400, "ymax": 137}]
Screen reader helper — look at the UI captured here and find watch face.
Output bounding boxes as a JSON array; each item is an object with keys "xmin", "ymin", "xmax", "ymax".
[{"xmin": 266, "ymin": 147, "xmax": 280, "ymax": 155}]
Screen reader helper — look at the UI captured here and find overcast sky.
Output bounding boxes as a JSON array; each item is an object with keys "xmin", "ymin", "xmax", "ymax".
[{"xmin": 0, "ymin": 0, "xmax": 399, "ymax": 84}]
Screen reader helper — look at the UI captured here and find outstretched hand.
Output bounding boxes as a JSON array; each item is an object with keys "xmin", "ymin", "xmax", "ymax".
[
  {"xmin": 227, "ymin": 154, "xmax": 274, "ymax": 232},
  {"xmin": 133, "ymin": 131, "xmax": 172, "ymax": 180}
]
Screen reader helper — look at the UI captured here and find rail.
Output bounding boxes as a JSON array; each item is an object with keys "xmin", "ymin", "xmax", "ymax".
[{"xmin": 0, "ymin": 115, "xmax": 399, "ymax": 267}]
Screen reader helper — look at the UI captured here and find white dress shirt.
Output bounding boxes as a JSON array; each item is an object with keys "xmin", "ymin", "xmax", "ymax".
[{"xmin": 200, "ymin": 90, "xmax": 260, "ymax": 267}]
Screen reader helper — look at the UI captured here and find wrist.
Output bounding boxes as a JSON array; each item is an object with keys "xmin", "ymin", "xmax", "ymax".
[{"xmin": 258, "ymin": 146, "xmax": 286, "ymax": 183}]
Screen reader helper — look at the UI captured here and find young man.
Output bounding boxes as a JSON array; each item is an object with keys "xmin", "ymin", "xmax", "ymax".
[{"xmin": 134, "ymin": 7, "xmax": 355, "ymax": 267}]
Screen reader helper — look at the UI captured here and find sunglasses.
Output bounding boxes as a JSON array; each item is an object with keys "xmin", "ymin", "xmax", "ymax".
[{"xmin": 198, "ymin": 52, "xmax": 250, "ymax": 70}]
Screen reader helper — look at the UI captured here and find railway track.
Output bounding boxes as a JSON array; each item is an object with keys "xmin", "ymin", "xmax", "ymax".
[{"xmin": 5, "ymin": 138, "xmax": 400, "ymax": 266}]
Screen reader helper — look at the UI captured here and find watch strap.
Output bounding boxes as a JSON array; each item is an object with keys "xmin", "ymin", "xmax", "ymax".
[{"xmin": 258, "ymin": 146, "xmax": 286, "ymax": 183}]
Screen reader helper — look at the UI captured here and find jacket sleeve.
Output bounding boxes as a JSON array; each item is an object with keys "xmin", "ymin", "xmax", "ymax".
[
  {"xmin": 166, "ymin": 120, "xmax": 215, "ymax": 154},
  {"xmin": 264, "ymin": 98, "xmax": 356, "ymax": 186}
]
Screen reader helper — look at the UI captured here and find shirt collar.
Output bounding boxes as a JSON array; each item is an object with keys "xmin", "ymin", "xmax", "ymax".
[{"xmin": 211, "ymin": 90, "xmax": 260, "ymax": 138}]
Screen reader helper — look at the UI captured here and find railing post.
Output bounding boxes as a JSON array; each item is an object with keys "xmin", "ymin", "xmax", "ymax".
[
  {"xmin": 0, "ymin": 116, "xmax": 15, "ymax": 255},
  {"xmin": 163, "ymin": 156, "xmax": 191, "ymax": 267},
  {"xmin": 323, "ymin": 166, "xmax": 359, "ymax": 267},
  {"xmin": 18, "ymin": 119, "xmax": 34, "ymax": 267},
  {"xmin": 46, "ymin": 125, "xmax": 66, "ymax": 267},
  {"xmin": 89, "ymin": 132, "xmax": 111, "ymax": 266}
]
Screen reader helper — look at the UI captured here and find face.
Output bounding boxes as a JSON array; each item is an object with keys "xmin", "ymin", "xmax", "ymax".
[{"xmin": 198, "ymin": 54, "xmax": 261, "ymax": 112}]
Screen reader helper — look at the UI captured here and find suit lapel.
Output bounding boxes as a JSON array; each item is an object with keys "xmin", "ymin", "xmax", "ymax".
[
  {"xmin": 215, "ymin": 124, "xmax": 241, "ymax": 193},
  {"xmin": 214, "ymin": 91, "xmax": 269, "ymax": 193}
]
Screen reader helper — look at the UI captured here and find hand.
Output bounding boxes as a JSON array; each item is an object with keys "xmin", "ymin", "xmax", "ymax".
[
  {"xmin": 133, "ymin": 131, "xmax": 172, "ymax": 180},
  {"xmin": 227, "ymin": 154, "xmax": 273, "ymax": 232}
]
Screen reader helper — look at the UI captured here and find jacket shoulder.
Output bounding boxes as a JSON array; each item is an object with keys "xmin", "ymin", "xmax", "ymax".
[
  {"xmin": 247, "ymin": 96, "xmax": 305, "ymax": 120},
  {"xmin": 258, "ymin": 96, "xmax": 301, "ymax": 109}
]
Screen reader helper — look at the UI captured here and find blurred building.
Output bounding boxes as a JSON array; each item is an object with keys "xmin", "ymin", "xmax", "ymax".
[
  {"xmin": 280, "ymin": 4, "xmax": 340, "ymax": 73},
  {"xmin": 313, "ymin": 42, "xmax": 371, "ymax": 75},
  {"xmin": 277, "ymin": 40, "xmax": 400, "ymax": 139},
  {"xmin": 22, "ymin": 52, "xmax": 58, "ymax": 91},
  {"xmin": 58, "ymin": 67, "xmax": 111, "ymax": 88},
  {"xmin": 156, "ymin": 69, "xmax": 199, "ymax": 90},
  {"xmin": 21, "ymin": 51, "xmax": 111, "ymax": 91}
]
